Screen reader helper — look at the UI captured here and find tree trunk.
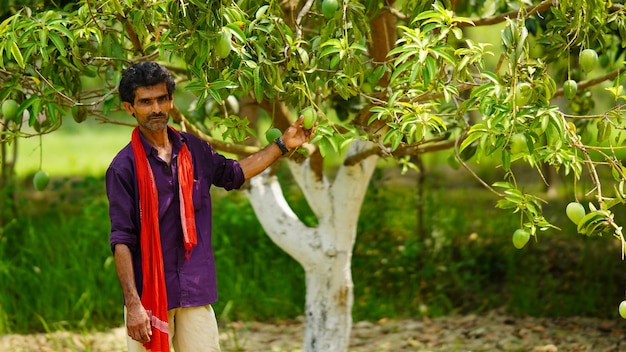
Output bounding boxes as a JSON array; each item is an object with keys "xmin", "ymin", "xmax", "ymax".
[
  {"xmin": 302, "ymin": 251, "xmax": 353, "ymax": 351},
  {"xmin": 246, "ymin": 140, "xmax": 379, "ymax": 352}
]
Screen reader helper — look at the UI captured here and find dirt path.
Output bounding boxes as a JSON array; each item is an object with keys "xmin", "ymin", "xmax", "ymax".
[{"xmin": 2, "ymin": 310, "xmax": 626, "ymax": 351}]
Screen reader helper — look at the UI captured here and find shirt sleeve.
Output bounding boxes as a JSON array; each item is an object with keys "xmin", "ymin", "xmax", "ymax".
[
  {"xmin": 106, "ymin": 161, "xmax": 140, "ymax": 254},
  {"xmin": 184, "ymin": 132, "xmax": 245, "ymax": 190},
  {"xmin": 209, "ymin": 151, "xmax": 245, "ymax": 190}
]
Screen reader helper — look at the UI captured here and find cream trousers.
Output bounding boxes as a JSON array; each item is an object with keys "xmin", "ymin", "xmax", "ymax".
[{"xmin": 125, "ymin": 305, "xmax": 221, "ymax": 352}]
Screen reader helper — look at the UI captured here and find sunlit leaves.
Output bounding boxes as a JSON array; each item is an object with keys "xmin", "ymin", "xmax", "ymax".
[
  {"xmin": 211, "ymin": 114, "xmax": 255, "ymax": 143},
  {"xmin": 310, "ymin": 119, "xmax": 355, "ymax": 157},
  {"xmin": 493, "ymin": 181, "xmax": 558, "ymax": 237},
  {"xmin": 455, "ymin": 40, "xmax": 492, "ymax": 77},
  {"xmin": 501, "ymin": 18, "xmax": 528, "ymax": 64},
  {"xmin": 411, "ymin": 1, "xmax": 473, "ymax": 39},
  {"xmin": 380, "ymin": 11, "xmax": 491, "ymax": 153},
  {"xmin": 368, "ymin": 90, "xmax": 447, "ymax": 152},
  {"xmin": 0, "ymin": 9, "xmax": 77, "ymax": 69},
  {"xmin": 7, "ymin": 38, "xmax": 24, "ymax": 69},
  {"xmin": 185, "ymin": 69, "xmax": 238, "ymax": 107}
]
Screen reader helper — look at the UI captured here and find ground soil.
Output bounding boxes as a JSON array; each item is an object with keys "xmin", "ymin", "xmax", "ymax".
[{"xmin": 2, "ymin": 309, "xmax": 626, "ymax": 351}]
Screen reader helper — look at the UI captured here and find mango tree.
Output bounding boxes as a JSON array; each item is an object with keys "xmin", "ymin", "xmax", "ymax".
[{"xmin": 1, "ymin": 0, "xmax": 626, "ymax": 351}]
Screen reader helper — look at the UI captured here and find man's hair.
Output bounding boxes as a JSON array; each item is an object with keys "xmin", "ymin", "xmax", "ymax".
[{"xmin": 118, "ymin": 61, "xmax": 176, "ymax": 104}]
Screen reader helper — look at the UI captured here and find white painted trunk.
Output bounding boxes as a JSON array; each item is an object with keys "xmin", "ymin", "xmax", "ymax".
[{"xmin": 246, "ymin": 141, "xmax": 379, "ymax": 352}]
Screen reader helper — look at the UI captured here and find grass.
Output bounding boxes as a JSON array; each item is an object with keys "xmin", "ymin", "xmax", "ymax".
[
  {"xmin": 15, "ymin": 117, "xmax": 132, "ymax": 177},
  {"xmin": 0, "ymin": 193, "xmax": 122, "ymax": 333}
]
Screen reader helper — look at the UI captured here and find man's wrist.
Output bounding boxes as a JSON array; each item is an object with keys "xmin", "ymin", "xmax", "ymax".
[{"xmin": 274, "ymin": 137, "xmax": 289, "ymax": 155}]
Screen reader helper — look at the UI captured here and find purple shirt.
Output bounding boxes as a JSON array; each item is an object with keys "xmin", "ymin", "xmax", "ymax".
[{"xmin": 106, "ymin": 127, "xmax": 245, "ymax": 310}]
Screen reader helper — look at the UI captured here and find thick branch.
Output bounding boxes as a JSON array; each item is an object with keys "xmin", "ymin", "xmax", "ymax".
[
  {"xmin": 295, "ymin": 0, "xmax": 315, "ymax": 40},
  {"xmin": 554, "ymin": 68, "xmax": 622, "ymax": 98},
  {"xmin": 355, "ymin": 5, "xmax": 397, "ymax": 131},
  {"xmin": 343, "ymin": 146, "xmax": 380, "ymax": 166},
  {"xmin": 343, "ymin": 136, "xmax": 459, "ymax": 166},
  {"xmin": 259, "ymin": 100, "xmax": 293, "ymax": 130},
  {"xmin": 115, "ymin": 13, "xmax": 144, "ymax": 54},
  {"xmin": 460, "ymin": 0, "xmax": 553, "ymax": 27},
  {"xmin": 390, "ymin": 0, "xmax": 553, "ymax": 26},
  {"xmin": 308, "ymin": 148, "xmax": 323, "ymax": 179},
  {"xmin": 170, "ymin": 107, "xmax": 261, "ymax": 157},
  {"xmin": 171, "ymin": 102, "xmax": 315, "ymax": 166},
  {"xmin": 394, "ymin": 138, "xmax": 458, "ymax": 156}
]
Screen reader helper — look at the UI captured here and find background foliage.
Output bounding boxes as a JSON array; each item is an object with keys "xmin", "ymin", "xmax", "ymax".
[{"xmin": 1, "ymin": 148, "xmax": 625, "ymax": 334}]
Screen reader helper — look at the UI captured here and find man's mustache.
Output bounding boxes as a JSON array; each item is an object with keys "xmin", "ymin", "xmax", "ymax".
[{"xmin": 148, "ymin": 113, "xmax": 167, "ymax": 119}]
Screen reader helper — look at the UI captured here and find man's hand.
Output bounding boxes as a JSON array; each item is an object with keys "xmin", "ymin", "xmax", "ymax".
[
  {"xmin": 240, "ymin": 115, "xmax": 318, "ymax": 179},
  {"xmin": 126, "ymin": 302, "xmax": 152, "ymax": 343},
  {"xmin": 281, "ymin": 116, "xmax": 316, "ymax": 150}
]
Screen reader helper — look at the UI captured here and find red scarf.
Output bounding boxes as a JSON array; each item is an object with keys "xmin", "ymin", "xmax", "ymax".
[{"xmin": 131, "ymin": 126, "xmax": 197, "ymax": 351}]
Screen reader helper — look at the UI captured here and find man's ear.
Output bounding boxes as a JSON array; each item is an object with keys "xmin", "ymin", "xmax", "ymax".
[{"xmin": 123, "ymin": 101, "xmax": 135, "ymax": 117}]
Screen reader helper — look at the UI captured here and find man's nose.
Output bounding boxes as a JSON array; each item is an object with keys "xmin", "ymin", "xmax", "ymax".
[{"xmin": 149, "ymin": 100, "xmax": 163, "ymax": 113}]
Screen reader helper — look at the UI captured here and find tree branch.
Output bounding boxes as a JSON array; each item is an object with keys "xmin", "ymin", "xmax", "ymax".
[
  {"xmin": 460, "ymin": 0, "xmax": 553, "ymax": 28},
  {"xmin": 343, "ymin": 145, "xmax": 380, "ymax": 166},
  {"xmin": 170, "ymin": 107, "xmax": 261, "ymax": 157},
  {"xmin": 555, "ymin": 68, "xmax": 622, "ymax": 98},
  {"xmin": 295, "ymin": 0, "xmax": 315, "ymax": 40},
  {"xmin": 343, "ymin": 136, "xmax": 458, "ymax": 166},
  {"xmin": 114, "ymin": 13, "xmax": 145, "ymax": 55},
  {"xmin": 259, "ymin": 100, "xmax": 293, "ymax": 130},
  {"xmin": 390, "ymin": 0, "xmax": 553, "ymax": 26}
]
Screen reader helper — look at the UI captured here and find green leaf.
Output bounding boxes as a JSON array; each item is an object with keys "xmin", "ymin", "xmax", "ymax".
[
  {"xmin": 431, "ymin": 47, "xmax": 455, "ymax": 64},
  {"xmin": 185, "ymin": 80, "xmax": 208, "ymax": 92},
  {"xmin": 49, "ymin": 23, "xmax": 74, "ymax": 41},
  {"xmin": 48, "ymin": 31, "xmax": 67, "ymax": 57},
  {"xmin": 493, "ymin": 181, "xmax": 513, "ymax": 189},
  {"xmin": 209, "ymin": 79, "xmax": 238, "ymax": 90},
  {"xmin": 413, "ymin": 10, "xmax": 438, "ymax": 23},
  {"xmin": 253, "ymin": 66, "xmax": 263, "ymax": 103},
  {"xmin": 502, "ymin": 148, "xmax": 511, "ymax": 171},
  {"xmin": 389, "ymin": 61, "xmax": 412, "ymax": 84},
  {"xmin": 349, "ymin": 42, "xmax": 367, "ymax": 53},
  {"xmin": 319, "ymin": 45, "xmax": 341, "ymax": 59},
  {"xmin": 39, "ymin": 46, "xmax": 49, "ymax": 63},
  {"xmin": 393, "ymin": 46, "xmax": 418, "ymax": 67},
  {"xmin": 9, "ymin": 40, "xmax": 24, "ymax": 68},
  {"xmin": 597, "ymin": 120, "xmax": 611, "ymax": 143},
  {"xmin": 460, "ymin": 128, "xmax": 484, "ymax": 152},
  {"xmin": 480, "ymin": 71, "xmax": 500, "ymax": 83},
  {"xmin": 207, "ymin": 88, "xmax": 223, "ymax": 104},
  {"xmin": 452, "ymin": 27, "xmax": 463, "ymax": 40},
  {"xmin": 39, "ymin": 28, "xmax": 48, "ymax": 47},
  {"xmin": 387, "ymin": 44, "xmax": 408, "ymax": 58},
  {"xmin": 103, "ymin": 95, "xmax": 117, "ymax": 116}
]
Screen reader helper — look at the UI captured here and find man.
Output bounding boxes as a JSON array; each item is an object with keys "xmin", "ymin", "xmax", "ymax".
[{"xmin": 106, "ymin": 61, "xmax": 314, "ymax": 352}]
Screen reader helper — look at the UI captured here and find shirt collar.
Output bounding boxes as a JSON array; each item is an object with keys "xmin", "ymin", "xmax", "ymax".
[{"xmin": 136, "ymin": 125, "xmax": 186, "ymax": 157}]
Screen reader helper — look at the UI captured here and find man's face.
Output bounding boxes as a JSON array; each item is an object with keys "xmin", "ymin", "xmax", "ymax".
[{"xmin": 124, "ymin": 82, "xmax": 173, "ymax": 132}]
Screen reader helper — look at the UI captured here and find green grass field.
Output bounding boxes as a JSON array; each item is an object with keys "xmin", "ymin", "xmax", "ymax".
[{"xmin": 16, "ymin": 118, "xmax": 134, "ymax": 177}]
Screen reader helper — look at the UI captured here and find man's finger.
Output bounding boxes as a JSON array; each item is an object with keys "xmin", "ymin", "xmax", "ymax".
[{"xmin": 143, "ymin": 324, "xmax": 152, "ymax": 341}]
